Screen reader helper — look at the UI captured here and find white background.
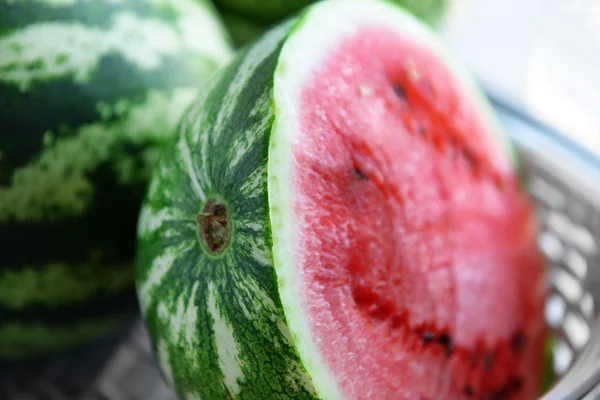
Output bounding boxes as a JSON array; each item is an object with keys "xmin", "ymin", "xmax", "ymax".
[{"xmin": 440, "ymin": 0, "xmax": 600, "ymax": 156}]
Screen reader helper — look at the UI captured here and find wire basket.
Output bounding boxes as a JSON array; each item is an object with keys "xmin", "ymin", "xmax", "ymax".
[
  {"xmin": 2, "ymin": 95, "xmax": 599, "ymax": 400},
  {"xmin": 491, "ymin": 95, "xmax": 600, "ymax": 400}
]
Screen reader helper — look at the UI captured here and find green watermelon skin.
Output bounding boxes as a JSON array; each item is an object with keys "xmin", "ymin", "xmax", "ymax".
[
  {"xmin": 135, "ymin": 22, "xmax": 318, "ymax": 399},
  {"xmin": 215, "ymin": 0, "xmax": 450, "ymax": 47},
  {"xmin": 0, "ymin": 0, "xmax": 232, "ymax": 360},
  {"xmin": 221, "ymin": 12, "xmax": 270, "ymax": 48},
  {"xmin": 213, "ymin": 0, "xmax": 313, "ymax": 24}
]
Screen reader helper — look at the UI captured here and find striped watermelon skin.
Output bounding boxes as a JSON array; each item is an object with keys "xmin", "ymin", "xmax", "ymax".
[
  {"xmin": 0, "ymin": 0, "xmax": 232, "ymax": 359},
  {"xmin": 135, "ymin": 20, "xmax": 319, "ymax": 399}
]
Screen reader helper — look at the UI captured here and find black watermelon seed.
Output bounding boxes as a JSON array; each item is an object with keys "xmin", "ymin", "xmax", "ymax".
[
  {"xmin": 437, "ymin": 333, "xmax": 451, "ymax": 347},
  {"xmin": 393, "ymin": 84, "xmax": 407, "ymax": 100},
  {"xmin": 437, "ymin": 333, "xmax": 453, "ymax": 355},
  {"xmin": 353, "ymin": 167, "xmax": 368, "ymax": 180},
  {"xmin": 422, "ymin": 331, "xmax": 435, "ymax": 344}
]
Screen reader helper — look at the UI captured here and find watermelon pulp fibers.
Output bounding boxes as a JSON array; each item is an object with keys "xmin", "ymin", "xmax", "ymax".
[
  {"xmin": 135, "ymin": 0, "xmax": 547, "ymax": 398},
  {"xmin": 292, "ymin": 26, "xmax": 546, "ymax": 399}
]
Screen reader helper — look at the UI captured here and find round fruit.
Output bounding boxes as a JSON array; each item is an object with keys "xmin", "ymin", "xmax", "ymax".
[
  {"xmin": 221, "ymin": 12, "xmax": 270, "ymax": 48},
  {"xmin": 216, "ymin": 0, "xmax": 451, "ymax": 47},
  {"xmin": 0, "ymin": 0, "xmax": 232, "ymax": 359},
  {"xmin": 135, "ymin": 0, "xmax": 547, "ymax": 398}
]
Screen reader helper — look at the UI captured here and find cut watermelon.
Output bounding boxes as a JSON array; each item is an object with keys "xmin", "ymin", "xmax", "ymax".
[{"xmin": 135, "ymin": 0, "xmax": 547, "ymax": 398}]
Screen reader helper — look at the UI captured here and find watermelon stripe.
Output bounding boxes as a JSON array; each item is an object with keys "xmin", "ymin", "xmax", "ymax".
[
  {"xmin": 0, "ymin": 53, "xmax": 214, "ymax": 181},
  {"xmin": 1, "ymin": 165, "xmax": 143, "ymax": 266},
  {"xmin": 0, "ymin": 17, "xmax": 209, "ymax": 91},
  {"xmin": 0, "ymin": 1, "xmax": 179, "ymax": 33},
  {"xmin": 0, "ymin": 314, "xmax": 131, "ymax": 359},
  {"xmin": 0, "ymin": 261, "xmax": 132, "ymax": 309},
  {"xmin": 0, "ymin": 287, "xmax": 137, "ymax": 324},
  {"xmin": 135, "ymin": 21, "xmax": 319, "ymax": 399},
  {"xmin": 0, "ymin": 87, "xmax": 199, "ymax": 225}
]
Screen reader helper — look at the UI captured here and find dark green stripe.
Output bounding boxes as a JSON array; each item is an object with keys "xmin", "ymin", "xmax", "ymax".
[
  {"xmin": 212, "ymin": 0, "xmax": 311, "ymax": 24},
  {"xmin": 0, "ymin": 53, "xmax": 214, "ymax": 185},
  {"xmin": 0, "ymin": 155, "xmax": 146, "ymax": 267},
  {"xmin": 0, "ymin": 0, "xmax": 179, "ymax": 35},
  {"xmin": 145, "ymin": 250, "xmax": 226, "ymax": 399},
  {"xmin": 221, "ymin": 11, "xmax": 270, "ymax": 47},
  {"xmin": 0, "ymin": 286, "xmax": 137, "ymax": 325}
]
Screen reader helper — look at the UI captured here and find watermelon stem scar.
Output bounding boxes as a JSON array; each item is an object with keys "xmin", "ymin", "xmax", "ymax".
[{"xmin": 196, "ymin": 200, "xmax": 232, "ymax": 254}]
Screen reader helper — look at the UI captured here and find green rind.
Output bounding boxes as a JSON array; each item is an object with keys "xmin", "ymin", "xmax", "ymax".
[
  {"xmin": 0, "ymin": 262, "xmax": 132, "ymax": 309},
  {"xmin": 213, "ymin": 0, "xmax": 312, "ymax": 24},
  {"xmin": 213, "ymin": 0, "xmax": 448, "ymax": 25},
  {"xmin": 0, "ymin": 0, "xmax": 180, "ymax": 34},
  {"xmin": 1, "ymin": 0, "xmax": 232, "ymax": 359},
  {"xmin": 394, "ymin": 0, "xmax": 450, "ymax": 26},
  {"xmin": 214, "ymin": 0, "xmax": 451, "ymax": 47},
  {"xmin": 221, "ymin": 12, "xmax": 270, "ymax": 48},
  {"xmin": 135, "ymin": 21, "xmax": 317, "ymax": 399},
  {"xmin": 0, "ymin": 315, "xmax": 131, "ymax": 360}
]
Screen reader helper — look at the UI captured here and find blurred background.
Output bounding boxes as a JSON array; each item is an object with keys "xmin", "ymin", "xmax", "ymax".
[{"xmin": 442, "ymin": 0, "xmax": 600, "ymax": 156}]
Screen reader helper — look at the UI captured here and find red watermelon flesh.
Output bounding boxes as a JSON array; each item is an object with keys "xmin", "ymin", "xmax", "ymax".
[{"xmin": 293, "ymin": 27, "xmax": 547, "ymax": 399}]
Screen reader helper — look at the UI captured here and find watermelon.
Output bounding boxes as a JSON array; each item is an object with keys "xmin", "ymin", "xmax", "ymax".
[
  {"xmin": 221, "ymin": 12, "xmax": 270, "ymax": 48},
  {"xmin": 135, "ymin": 0, "xmax": 547, "ymax": 398},
  {"xmin": 0, "ymin": 0, "xmax": 232, "ymax": 360},
  {"xmin": 216, "ymin": 0, "xmax": 451, "ymax": 47}
]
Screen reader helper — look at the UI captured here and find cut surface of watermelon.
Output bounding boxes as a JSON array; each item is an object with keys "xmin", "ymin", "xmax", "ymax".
[
  {"xmin": 135, "ymin": 0, "xmax": 546, "ymax": 399},
  {"xmin": 270, "ymin": 2, "xmax": 546, "ymax": 398}
]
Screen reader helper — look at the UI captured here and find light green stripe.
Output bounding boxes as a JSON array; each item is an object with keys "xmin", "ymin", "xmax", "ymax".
[
  {"xmin": 2, "ymin": 16, "xmax": 181, "ymax": 90},
  {"xmin": 207, "ymin": 281, "xmax": 244, "ymax": 396},
  {"xmin": 138, "ymin": 239, "xmax": 195, "ymax": 313},
  {"xmin": 0, "ymin": 262, "xmax": 132, "ymax": 309},
  {"xmin": 210, "ymin": 22, "xmax": 290, "ymax": 143},
  {"xmin": 4, "ymin": 0, "xmax": 81, "ymax": 5},
  {"xmin": 0, "ymin": 314, "xmax": 129, "ymax": 359},
  {"xmin": 0, "ymin": 88, "xmax": 195, "ymax": 223},
  {"xmin": 0, "ymin": 5, "xmax": 230, "ymax": 91}
]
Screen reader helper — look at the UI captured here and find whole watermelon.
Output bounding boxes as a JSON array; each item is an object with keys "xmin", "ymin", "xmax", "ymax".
[
  {"xmin": 215, "ymin": 0, "xmax": 451, "ymax": 46},
  {"xmin": 135, "ymin": 0, "xmax": 547, "ymax": 398},
  {"xmin": 0, "ymin": 0, "xmax": 232, "ymax": 360}
]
